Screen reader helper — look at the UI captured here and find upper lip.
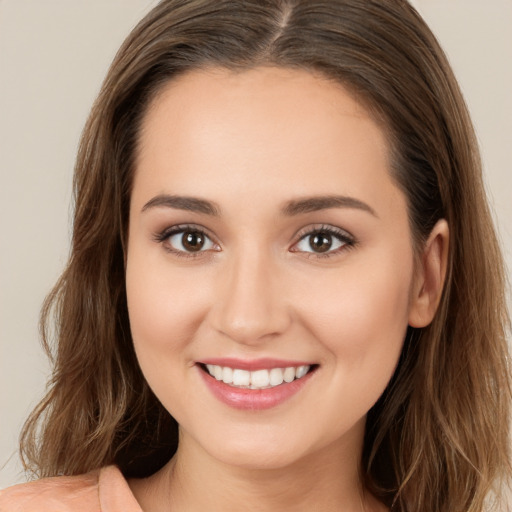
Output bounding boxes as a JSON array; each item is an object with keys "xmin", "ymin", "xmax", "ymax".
[{"xmin": 198, "ymin": 358, "xmax": 315, "ymax": 371}]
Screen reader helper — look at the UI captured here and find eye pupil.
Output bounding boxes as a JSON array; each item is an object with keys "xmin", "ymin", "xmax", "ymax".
[
  {"xmin": 310, "ymin": 233, "xmax": 332, "ymax": 253},
  {"xmin": 182, "ymin": 231, "xmax": 205, "ymax": 251}
]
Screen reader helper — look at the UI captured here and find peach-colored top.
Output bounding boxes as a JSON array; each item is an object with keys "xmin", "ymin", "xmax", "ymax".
[{"xmin": 0, "ymin": 466, "xmax": 142, "ymax": 512}]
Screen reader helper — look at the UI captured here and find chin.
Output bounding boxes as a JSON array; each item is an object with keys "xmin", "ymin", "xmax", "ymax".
[{"xmin": 182, "ymin": 424, "xmax": 310, "ymax": 471}]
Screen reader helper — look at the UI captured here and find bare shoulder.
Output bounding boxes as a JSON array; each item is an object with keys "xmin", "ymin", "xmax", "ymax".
[{"xmin": 0, "ymin": 469, "xmax": 100, "ymax": 512}]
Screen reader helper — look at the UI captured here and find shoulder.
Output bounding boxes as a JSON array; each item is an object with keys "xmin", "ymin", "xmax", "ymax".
[
  {"xmin": 0, "ymin": 466, "xmax": 141, "ymax": 512},
  {"xmin": 0, "ymin": 469, "xmax": 100, "ymax": 512},
  {"xmin": 0, "ymin": 466, "xmax": 129, "ymax": 512}
]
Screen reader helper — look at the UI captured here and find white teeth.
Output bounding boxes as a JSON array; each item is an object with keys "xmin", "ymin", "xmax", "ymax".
[
  {"xmin": 204, "ymin": 364, "xmax": 311, "ymax": 389},
  {"xmin": 296, "ymin": 365, "xmax": 309, "ymax": 379},
  {"xmin": 213, "ymin": 365, "xmax": 223, "ymax": 381},
  {"xmin": 269, "ymin": 368, "xmax": 284, "ymax": 386},
  {"xmin": 222, "ymin": 366, "xmax": 233, "ymax": 384},
  {"xmin": 283, "ymin": 367, "xmax": 295, "ymax": 383},
  {"xmin": 251, "ymin": 369, "xmax": 270, "ymax": 388},
  {"xmin": 232, "ymin": 369, "xmax": 250, "ymax": 386}
]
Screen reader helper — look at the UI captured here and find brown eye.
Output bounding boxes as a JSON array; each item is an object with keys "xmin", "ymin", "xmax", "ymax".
[
  {"xmin": 293, "ymin": 226, "xmax": 352, "ymax": 256},
  {"xmin": 309, "ymin": 233, "xmax": 333, "ymax": 253},
  {"xmin": 182, "ymin": 231, "xmax": 205, "ymax": 251},
  {"xmin": 165, "ymin": 228, "xmax": 216, "ymax": 254}
]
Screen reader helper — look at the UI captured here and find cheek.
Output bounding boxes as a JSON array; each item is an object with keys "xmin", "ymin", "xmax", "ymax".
[
  {"xmin": 299, "ymin": 253, "xmax": 413, "ymax": 381},
  {"xmin": 125, "ymin": 248, "xmax": 210, "ymax": 371},
  {"xmin": 125, "ymin": 254, "xmax": 215, "ymax": 420},
  {"xmin": 298, "ymin": 261, "xmax": 412, "ymax": 442}
]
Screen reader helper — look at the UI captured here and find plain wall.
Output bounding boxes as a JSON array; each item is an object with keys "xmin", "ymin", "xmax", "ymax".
[{"xmin": 1, "ymin": 0, "xmax": 511, "ymax": 499}]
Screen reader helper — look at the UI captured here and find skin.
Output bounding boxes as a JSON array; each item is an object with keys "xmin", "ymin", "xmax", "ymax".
[{"xmin": 126, "ymin": 66, "xmax": 448, "ymax": 512}]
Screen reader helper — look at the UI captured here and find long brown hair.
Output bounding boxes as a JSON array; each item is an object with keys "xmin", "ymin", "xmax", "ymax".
[{"xmin": 20, "ymin": 1, "xmax": 511, "ymax": 510}]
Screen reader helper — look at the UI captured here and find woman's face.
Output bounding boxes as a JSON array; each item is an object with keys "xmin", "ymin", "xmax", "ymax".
[{"xmin": 126, "ymin": 67, "xmax": 426, "ymax": 470}]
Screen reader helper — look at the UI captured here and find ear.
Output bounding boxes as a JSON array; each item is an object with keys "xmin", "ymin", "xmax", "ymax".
[{"xmin": 408, "ymin": 219, "xmax": 450, "ymax": 328}]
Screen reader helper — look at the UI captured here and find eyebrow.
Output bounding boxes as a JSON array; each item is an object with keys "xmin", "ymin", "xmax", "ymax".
[
  {"xmin": 141, "ymin": 194, "xmax": 220, "ymax": 216},
  {"xmin": 141, "ymin": 193, "xmax": 377, "ymax": 218},
  {"xmin": 281, "ymin": 195, "xmax": 378, "ymax": 217}
]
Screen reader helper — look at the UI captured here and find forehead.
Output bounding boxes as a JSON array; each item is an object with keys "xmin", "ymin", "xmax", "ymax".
[
  {"xmin": 132, "ymin": 66, "xmax": 403, "ymax": 219},
  {"xmin": 139, "ymin": 66, "xmax": 381, "ymax": 151}
]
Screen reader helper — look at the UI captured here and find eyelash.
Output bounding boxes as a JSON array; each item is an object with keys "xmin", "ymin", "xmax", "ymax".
[
  {"xmin": 153, "ymin": 223, "xmax": 356, "ymax": 259},
  {"xmin": 292, "ymin": 224, "xmax": 356, "ymax": 259},
  {"xmin": 153, "ymin": 224, "xmax": 218, "ymax": 259}
]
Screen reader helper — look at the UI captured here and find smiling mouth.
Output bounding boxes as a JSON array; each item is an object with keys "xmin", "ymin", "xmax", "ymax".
[{"xmin": 200, "ymin": 364, "xmax": 315, "ymax": 390}]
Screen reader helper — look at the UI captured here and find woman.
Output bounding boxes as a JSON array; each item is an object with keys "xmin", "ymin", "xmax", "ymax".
[{"xmin": 1, "ymin": 0, "xmax": 510, "ymax": 510}]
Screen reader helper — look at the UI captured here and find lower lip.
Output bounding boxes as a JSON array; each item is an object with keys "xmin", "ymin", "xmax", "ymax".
[{"xmin": 198, "ymin": 366, "xmax": 315, "ymax": 410}]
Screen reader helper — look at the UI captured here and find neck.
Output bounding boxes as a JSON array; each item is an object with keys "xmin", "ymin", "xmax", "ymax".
[{"xmin": 130, "ymin": 427, "xmax": 386, "ymax": 512}]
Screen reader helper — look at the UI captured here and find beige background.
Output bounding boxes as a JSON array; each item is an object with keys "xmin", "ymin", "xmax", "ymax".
[{"xmin": 1, "ymin": 0, "xmax": 511, "ymax": 499}]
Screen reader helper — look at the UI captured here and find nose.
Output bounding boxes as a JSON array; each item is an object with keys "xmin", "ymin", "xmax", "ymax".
[{"xmin": 209, "ymin": 250, "xmax": 291, "ymax": 345}]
